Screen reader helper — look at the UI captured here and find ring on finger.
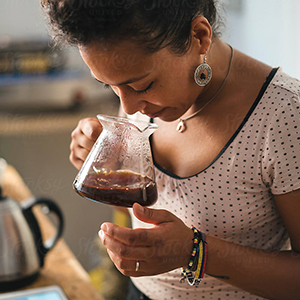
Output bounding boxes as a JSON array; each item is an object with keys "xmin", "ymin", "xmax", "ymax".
[{"xmin": 135, "ymin": 261, "xmax": 140, "ymax": 272}]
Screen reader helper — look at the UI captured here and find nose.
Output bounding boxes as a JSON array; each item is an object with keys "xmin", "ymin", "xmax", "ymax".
[
  {"xmin": 121, "ymin": 99, "xmax": 148, "ymax": 115},
  {"xmin": 113, "ymin": 87, "xmax": 147, "ymax": 115}
]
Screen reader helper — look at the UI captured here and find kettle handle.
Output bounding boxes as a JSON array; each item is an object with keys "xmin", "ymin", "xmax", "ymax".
[{"xmin": 22, "ymin": 197, "xmax": 64, "ymax": 268}]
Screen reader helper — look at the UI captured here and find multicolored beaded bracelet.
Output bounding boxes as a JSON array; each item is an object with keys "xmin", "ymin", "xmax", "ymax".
[
  {"xmin": 180, "ymin": 227, "xmax": 207, "ymax": 286},
  {"xmin": 187, "ymin": 226, "xmax": 199, "ymax": 271}
]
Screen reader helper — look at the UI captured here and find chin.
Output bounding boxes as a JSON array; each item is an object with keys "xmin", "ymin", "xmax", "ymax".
[{"xmin": 156, "ymin": 115, "xmax": 179, "ymax": 123}]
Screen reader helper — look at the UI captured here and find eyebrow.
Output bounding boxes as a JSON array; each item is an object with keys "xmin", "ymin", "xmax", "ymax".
[{"xmin": 90, "ymin": 70, "xmax": 150, "ymax": 86}]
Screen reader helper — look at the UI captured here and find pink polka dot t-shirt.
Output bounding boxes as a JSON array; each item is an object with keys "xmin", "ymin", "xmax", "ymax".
[{"xmin": 129, "ymin": 68, "xmax": 300, "ymax": 300}]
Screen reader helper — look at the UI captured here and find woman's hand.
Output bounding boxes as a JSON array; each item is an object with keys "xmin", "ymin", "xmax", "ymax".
[
  {"xmin": 69, "ymin": 117, "xmax": 102, "ymax": 170},
  {"xmin": 99, "ymin": 203, "xmax": 194, "ymax": 277}
]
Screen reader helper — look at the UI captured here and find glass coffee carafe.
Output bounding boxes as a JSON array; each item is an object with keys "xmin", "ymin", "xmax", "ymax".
[{"xmin": 73, "ymin": 114, "xmax": 158, "ymax": 207}]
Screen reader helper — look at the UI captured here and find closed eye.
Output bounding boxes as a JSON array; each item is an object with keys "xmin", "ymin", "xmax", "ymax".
[
  {"xmin": 133, "ymin": 81, "xmax": 153, "ymax": 95},
  {"xmin": 90, "ymin": 70, "xmax": 153, "ymax": 94},
  {"xmin": 90, "ymin": 71, "xmax": 109, "ymax": 89}
]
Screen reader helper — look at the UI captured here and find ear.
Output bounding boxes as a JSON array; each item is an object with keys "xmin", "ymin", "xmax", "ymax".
[{"xmin": 190, "ymin": 16, "xmax": 213, "ymax": 55}]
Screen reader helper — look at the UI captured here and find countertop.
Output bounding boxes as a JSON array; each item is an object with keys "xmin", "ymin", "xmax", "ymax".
[{"xmin": 1, "ymin": 164, "xmax": 104, "ymax": 300}]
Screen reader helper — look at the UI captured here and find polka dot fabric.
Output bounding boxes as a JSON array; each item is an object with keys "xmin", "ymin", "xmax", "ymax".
[{"xmin": 129, "ymin": 68, "xmax": 300, "ymax": 300}]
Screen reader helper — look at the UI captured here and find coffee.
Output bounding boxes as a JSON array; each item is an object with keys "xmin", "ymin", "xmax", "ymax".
[{"xmin": 73, "ymin": 170, "xmax": 157, "ymax": 207}]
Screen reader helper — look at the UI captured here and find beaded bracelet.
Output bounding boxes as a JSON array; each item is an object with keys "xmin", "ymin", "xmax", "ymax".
[
  {"xmin": 187, "ymin": 226, "xmax": 199, "ymax": 271},
  {"xmin": 180, "ymin": 227, "xmax": 207, "ymax": 286}
]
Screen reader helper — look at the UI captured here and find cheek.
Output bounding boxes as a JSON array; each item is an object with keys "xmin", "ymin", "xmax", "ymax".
[{"xmin": 160, "ymin": 76, "xmax": 194, "ymax": 102}]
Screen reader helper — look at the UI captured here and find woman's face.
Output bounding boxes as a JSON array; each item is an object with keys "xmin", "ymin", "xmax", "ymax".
[{"xmin": 80, "ymin": 40, "xmax": 202, "ymax": 122}]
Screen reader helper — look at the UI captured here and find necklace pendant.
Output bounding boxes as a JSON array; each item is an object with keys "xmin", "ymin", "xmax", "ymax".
[{"xmin": 176, "ymin": 119, "xmax": 186, "ymax": 133}]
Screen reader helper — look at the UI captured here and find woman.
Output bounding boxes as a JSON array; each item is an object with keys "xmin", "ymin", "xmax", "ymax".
[{"xmin": 42, "ymin": 1, "xmax": 300, "ymax": 299}]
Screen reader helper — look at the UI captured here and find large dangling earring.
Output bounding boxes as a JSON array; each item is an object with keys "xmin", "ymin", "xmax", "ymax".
[{"xmin": 194, "ymin": 54, "xmax": 212, "ymax": 87}]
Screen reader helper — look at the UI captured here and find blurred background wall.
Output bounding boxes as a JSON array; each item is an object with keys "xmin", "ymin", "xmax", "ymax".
[
  {"xmin": 0, "ymin": 0, "xmax": 299, "ymax": 271},
  {"xmin": 0, "ymin": 1, "xmax": 47, "ymax": 39},
  {"xmin": 223, "ymin": 0, "xmax": 300, "ymax": 79}
]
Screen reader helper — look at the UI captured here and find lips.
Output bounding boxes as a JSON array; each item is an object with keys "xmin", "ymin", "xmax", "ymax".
[{"xmin": 144, "ymin": 108, "xmax": 165, "ymax": 119}]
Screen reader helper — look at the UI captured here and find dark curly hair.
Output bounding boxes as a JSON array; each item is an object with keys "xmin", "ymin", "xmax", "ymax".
[{"xmin": 41, "ymin": 0, "xmax": 223, "ymax": 54}]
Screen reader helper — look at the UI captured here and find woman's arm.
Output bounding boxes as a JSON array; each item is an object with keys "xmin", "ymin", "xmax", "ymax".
[
  {"xmin": 99, "ymin": 190, "xmax": 300, "ymax": 300},
  {"xmin": 204, "ymin": 189, "xmax": 300, "ymax": 299}
]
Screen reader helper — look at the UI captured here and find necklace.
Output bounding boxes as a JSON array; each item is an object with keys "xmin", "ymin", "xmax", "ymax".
[{"xmin": 176, "ymin": 45, "xmax": 234, "ymax": 133}]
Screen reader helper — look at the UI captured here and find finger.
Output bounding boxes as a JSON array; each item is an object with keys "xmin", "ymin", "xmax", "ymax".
[
  {"xmin": 100, "ymin": 223, "xmax": 160, "ymax": 247},
  {"xmin": 70, "ymin": 135, "xmax": 94, "ymax": 160},
  {"xmin": 69, "ymin": 154, "xmax": 84, "ymax": 170},
  {"xmin": 69, "ymin": 148, "xmax": 90, "ymax": 168},
  {"xmin": 74, "ymin": 147, "xmax": 90, "ymax": 162},
  {"xmin": 107, "ymin": 249, "xmax": 174, "ymax": 277},
  {"xmin": 70, "ymin": 128, "xmax": 97, "ymax": 152},
  {"xmin": 132, "ymin": 203, "xmax": 175, "ymax": 225},
  {"xmin": 69, "ymin": 137, "xmax": 91, "ymax": 169},
  {"xmin": 99, "ymin": 229, "xmax": 155, "ymax": 260},
  {"xmin": 79, "ymin": 118, "xmax": 102, "ymax": 141},
  {"xmin": 107, "ymin": 250, "xmax": 146, "ymax": 276},
  {"xmin": 72, "ymin": 134, "xmax": 96, "ymax": 152}
]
